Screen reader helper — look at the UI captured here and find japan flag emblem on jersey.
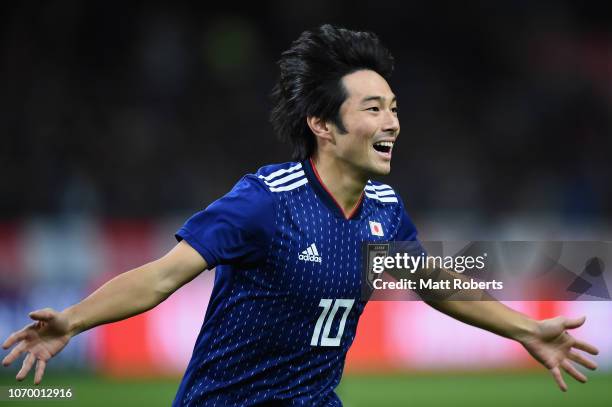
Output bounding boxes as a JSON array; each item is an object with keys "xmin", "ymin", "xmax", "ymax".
[{"xmin": 369, "ymin": 220, "xmax": 384, "ymax": 236}]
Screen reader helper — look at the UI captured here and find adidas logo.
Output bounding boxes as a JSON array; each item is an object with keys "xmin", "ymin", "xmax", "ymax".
[{"xmin": 298, "ymin": 243, "xmax": 322, "ymax": 263}]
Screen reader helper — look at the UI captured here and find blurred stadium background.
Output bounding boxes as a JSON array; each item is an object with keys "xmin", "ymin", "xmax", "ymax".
[{"xmin": 1, "ymin": 1, "xmax": 611, "ymax": 406}]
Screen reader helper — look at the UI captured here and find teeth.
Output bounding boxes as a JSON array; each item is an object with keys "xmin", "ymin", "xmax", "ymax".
[{"xmin": 374, "ymin": 141, "xmax": 394, "ymax": 147}]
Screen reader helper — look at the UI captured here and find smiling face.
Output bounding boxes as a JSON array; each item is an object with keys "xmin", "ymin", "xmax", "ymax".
[{"xmin": 328, "ymin": 69, "xmax": 400, "ymax": 177}]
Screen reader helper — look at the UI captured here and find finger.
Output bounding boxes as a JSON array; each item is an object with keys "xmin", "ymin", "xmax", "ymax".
[
  {"xmin": 33, "ymin": 359, "xmax": 46, "ymax": 385},
  {"xmin": 574, "ymin": 339, "xmax": 599, "ymax": 355},
  {"xmin": 16, "ymin": 353, "xmax": 35, "ymax": 381},
  {"xmin": 29, "ymin": 308, "xmax": 55, "ymax": 322},
  {"xmin": 550, "ymin": 366, "xmax": 567, "ymax": 392},
  {"xmin": 563, "ymin": 315, "xmax": 586, "ymax": 330},
  {"xmin": 2, "ymin": 329, "xmax": 29, "ymax": 350},
  {"xmin": 2, "ymin": 322, "xmax": 37, "ymax": 350},
  {"xmin": 561, "ymin": 359, "xmax": 587, "ymax": 383},
  {"xmin": 569, "ymin": 351, "xmax": 598, "ymax": 370},
  {"xmin": 1, "ymin": 342, "xmax": 27, "ymax": 367}
]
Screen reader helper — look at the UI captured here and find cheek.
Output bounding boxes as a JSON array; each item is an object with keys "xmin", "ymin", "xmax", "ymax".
[
  {"xmin": 353, "ymin": 124, "xmax": 376, "ymax": 153},
  {"xmin": 340, "ymin": 131, "xmax": 371, "ymax": 157},
  {"xmin": 346, "ymin": 119, "xmax": 375, "ymax": 143},
  {"xmin": 337, "ymin": 114, "xmax": 377, "ymax": 157}
]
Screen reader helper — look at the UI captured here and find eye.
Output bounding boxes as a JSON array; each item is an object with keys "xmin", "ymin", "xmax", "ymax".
[
  {"xmin": 366, "ymin": 107, "xmax": 380, "ymax": 112},
  {"xmin": 392, "ymin": 106, "xmax": 399, "ymax": 114}
]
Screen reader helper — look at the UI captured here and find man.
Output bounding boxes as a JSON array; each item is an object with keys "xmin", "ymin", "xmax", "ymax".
[{"xmin": 2, "ymin": 25, "xmax": 599, "ymax": 406}]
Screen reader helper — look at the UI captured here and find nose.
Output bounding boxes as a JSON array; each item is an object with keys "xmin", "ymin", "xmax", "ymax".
[{"xmin": 381, "ymin": 109, "xmax": 399, "ymax": 134}]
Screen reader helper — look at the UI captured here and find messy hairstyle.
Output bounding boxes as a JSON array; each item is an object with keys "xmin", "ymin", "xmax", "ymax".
[{"xmin": 270, "ymin": 24, "xmax": 395, "ymax": 161}]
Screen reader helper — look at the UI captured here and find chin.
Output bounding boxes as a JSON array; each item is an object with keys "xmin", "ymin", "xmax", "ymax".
[{"xmin": 370, "ymin": 163, "xmax": 391, "ymax": 176}]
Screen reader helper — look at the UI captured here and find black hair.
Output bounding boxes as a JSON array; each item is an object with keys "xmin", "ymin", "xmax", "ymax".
[{"xmin": 270, "ymin": 24, "xmax": 395, "ymax": 161}]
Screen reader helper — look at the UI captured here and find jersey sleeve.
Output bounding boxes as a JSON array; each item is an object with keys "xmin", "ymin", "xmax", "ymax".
[
  {"xmin": 395, "ymin": 195, "xmax": 427, "ymax": 256},
  {"xmin": 175, "ymin": 175, "xmax": 275, "ymax": 269}
]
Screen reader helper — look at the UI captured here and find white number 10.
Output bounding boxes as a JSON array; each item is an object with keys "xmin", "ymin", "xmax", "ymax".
[{"xmin": 310, "ymin": 298, "xmax": 355, "ymax": 347}]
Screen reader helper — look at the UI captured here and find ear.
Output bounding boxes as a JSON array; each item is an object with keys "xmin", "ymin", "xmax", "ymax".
[{"xmin": 306, "ymin": 116, "xmax": 335, "ymax": 145}]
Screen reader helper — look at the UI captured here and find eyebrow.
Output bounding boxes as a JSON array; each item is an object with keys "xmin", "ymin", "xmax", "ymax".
[{"xmin": 360, "ymin": 95, "xmax": 397, "ymax": 104}]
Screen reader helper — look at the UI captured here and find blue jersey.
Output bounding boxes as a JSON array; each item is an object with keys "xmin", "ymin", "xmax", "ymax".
[{"xmin": 173, "ymin": 159, "xmax": 422, "ymax": 406}]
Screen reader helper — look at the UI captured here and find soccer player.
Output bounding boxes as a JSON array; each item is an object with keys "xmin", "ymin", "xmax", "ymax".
[{"xmin": 2, "ymin": 25, "xmax": 599, "ymax": 405}]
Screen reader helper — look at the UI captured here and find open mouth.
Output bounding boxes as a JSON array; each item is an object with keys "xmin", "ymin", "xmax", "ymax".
[{"xmin": 373, "ymin": 141, "xmax": 394, "ymax": 156}]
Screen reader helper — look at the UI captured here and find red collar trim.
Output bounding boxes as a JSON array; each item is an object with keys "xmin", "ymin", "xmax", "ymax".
[{"xmin": 309, "ymin": 158, "xmax": 364, "ymax": 220}]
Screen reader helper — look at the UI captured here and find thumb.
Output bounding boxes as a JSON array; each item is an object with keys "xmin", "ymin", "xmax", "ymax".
[
  {"xmin": 29, "ymin": 308, "xmax": 56, "ymax": 322},
  {"xmin": 563, "ymin": 315, "xmax": 586, "ymax": 330}
]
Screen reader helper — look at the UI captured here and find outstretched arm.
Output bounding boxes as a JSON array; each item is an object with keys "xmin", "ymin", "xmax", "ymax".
[
  {"xmin": 2, "ymin": 240, "xmax": 206, "ymax": 384},
  {"xmin": 416, "ymin": 267, "xmax": 599, "ymax": 392}
]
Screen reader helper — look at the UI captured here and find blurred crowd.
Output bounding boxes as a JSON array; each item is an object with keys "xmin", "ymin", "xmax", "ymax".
[{"xmin": 1, "ymin": 1, "xmax": 610, "ymax": 225}]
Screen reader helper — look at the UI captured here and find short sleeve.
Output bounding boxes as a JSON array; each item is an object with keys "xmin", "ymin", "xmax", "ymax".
[
  {"xmin": 175, "ymin": 175, "xmax": 275, "ymax": 269},
  {"xmin": 395, "ymin": 195, "xmax": 427, "ymax": 256}
]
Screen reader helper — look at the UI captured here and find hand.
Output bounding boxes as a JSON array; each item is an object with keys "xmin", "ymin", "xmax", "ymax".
[
  {"xmin": 518, "ymin": 315, "xmax": 598, "ymax": 391},
  {"xmin": 2, "ymin": 308, "xmax": 73, "ymax": 384}
]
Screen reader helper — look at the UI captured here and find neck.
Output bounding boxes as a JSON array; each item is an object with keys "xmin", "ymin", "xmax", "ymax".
[{"xmin": 310, "ymin": 154, "xmax": 367, "ymax": 217}]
